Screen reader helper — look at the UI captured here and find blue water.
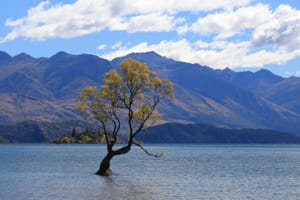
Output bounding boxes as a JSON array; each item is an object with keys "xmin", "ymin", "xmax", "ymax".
[{"xmin": 1, "ymin": 144, "xmax": 300, "ymax": 200}]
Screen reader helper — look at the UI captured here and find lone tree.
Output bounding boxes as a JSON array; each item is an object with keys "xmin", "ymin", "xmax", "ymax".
[{"xmin": 77, "ymin": 58, "xmax": 175, "ymax": 176}]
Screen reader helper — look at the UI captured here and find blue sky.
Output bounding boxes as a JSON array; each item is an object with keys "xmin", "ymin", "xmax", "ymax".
[{"xmin": 1, "ymin": 0, "xmax": 300, "ymax": 77}]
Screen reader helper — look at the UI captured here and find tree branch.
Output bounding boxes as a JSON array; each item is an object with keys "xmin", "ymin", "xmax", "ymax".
[
  {"xmin": 132, "ymin": 98, "xmax": 159, "ymax": 138},
  {"xmin": 133, "ymin": 141, "xmax": 163, "ymax": 158}
]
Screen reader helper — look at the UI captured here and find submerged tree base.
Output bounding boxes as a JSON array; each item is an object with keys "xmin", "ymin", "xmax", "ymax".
[{"xmin": 96, "ymin": 168, "xmax": 112, "ymax": 176}]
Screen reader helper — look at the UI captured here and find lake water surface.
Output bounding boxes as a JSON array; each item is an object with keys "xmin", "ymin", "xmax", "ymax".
[{"xmin": 1, "ymin": 144, "xmax": 300, "ymax": 200}]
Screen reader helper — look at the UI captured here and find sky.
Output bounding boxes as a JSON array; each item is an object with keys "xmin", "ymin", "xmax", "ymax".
[{"xmin": 1, "ymin": 0, "xmax": 300, "ymax": 77}]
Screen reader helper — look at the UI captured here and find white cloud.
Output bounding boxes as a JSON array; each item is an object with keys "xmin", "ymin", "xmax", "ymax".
[
  {"xmin": 2, "ymin": 0, "xmax": 112, "ymax": 41},
  {"xmin": 190, "ymin": 4, "xmax": 272, "ymax": 39},
  {"xmin": 111, "ymin": 41, "xmax": 123, "ymax": 50},
  {"xmin": 111, "ymin": 13, "xmax": 175, "ymax": 32},
  {"xmin": 101, "ymin": 39, "xmax": 300, "ymax": 69},
  {"xmin": 97, "ymin": 44, "xmax": 106, "ymax": 50},
  {"xmin": 121, "ymin": 0, "xmax": 253, "ymax": 13},
  {"xmin": 252, "ymin": 4, "xmax": 300, "ymax": 50},
  {"xmin": 177, "ymin": 24, "xmax": 189, "ymax": 35},
  {"xmin": 2, "ymin": 0, "xmax": 300, "ymax": 71},
  {"xmin": 1, "ymin": 0, "xmax": 253, "ymax": 42}
]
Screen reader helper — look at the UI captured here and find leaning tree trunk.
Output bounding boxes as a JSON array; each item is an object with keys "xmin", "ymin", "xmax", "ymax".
[
  {"xmin": 96, "ymin": 152, "xmax": 114, "ymax": 176},
  {"xmin": 96, "ymin": 145, "xmax": 131, "ymax": 176}
]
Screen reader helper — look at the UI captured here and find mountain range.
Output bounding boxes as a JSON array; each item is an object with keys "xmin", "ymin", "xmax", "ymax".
[
  {"xmin": 137, "ymin": 123, "xmax": 300, "ymax": 144},
  {"xmin": 0, "ymin": 50, "xmax": 300, "ymax": 142}
]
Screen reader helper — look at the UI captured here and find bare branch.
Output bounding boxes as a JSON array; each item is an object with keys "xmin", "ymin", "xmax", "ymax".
[{"xmin": 133, "ymin": 141, "xmax": 163, "ymax": 158}]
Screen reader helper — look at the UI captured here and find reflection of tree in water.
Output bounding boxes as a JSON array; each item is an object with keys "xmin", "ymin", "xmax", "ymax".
[{"xmin": 99, "ymin": 176, "xmax": 153, "ymax": 200}]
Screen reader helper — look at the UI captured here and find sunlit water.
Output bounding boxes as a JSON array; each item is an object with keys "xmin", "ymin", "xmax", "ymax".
[{"xmin": 1, "ymin": 144, "xmax": 300, "ymax": 200}]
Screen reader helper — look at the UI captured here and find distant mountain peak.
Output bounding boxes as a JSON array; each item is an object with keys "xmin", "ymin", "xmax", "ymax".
[
  {"xmin": 220, "ymin": 67, "xmax": 235, "ymax": 75},
  {"xmin": 50, "ymin": 51, "xmax": 73, "ymax": 60},
  {"xmin": 255, "ymin": 69, "xmax": 274, "ymax": 76},
  {"xmin": 13, "ymin": 53, "xmax": 34, "ymax": 61},
  {"xmin": 125, "ymin": 51, "xmax": 154, "ymax": 55},
  {"xmin": 223, "ymin": 67, "xmax": 233, "ymax": 72},
  {"xmin": 111, "ymin": 51, "xmax": 176, "ymax": 69},
  {"xmin": 127, "ymin": 51, "xmax": 162, "ymax": 57},
  {"xmin": 121, "ymin": 51, "xmax": 173, "ymax": 61},
  {"xmin": 78, "ymin": 53, "xmax": 107, "ymax": 61},
  {"xmin": 254, "ymin": 69, "xmax": 283, "ymax": 82},
  {"xmin": 0, "ymin": 51, "xmax": 11, "ymax": 57},
  {"xmin": 0, "ymin": 51, "xmax": 12, "ymax": 62}
]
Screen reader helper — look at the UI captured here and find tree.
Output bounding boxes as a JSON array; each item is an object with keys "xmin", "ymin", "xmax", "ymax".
[
  {"xmin": 71, "ymin": 128, "xmax": 76, "ymax": 137},
  {"xmin": 77, "ymin": 58, "xmax": 175, "ymax": 176}
]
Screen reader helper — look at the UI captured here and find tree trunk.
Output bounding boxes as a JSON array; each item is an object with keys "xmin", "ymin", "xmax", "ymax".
[
  {"xmin": 96, "ymin": 145, "xmax": 131, "ymax": 176},
  {"xmin": 96, "ymin": 152, "xmax": 114, "ymax": 176}
]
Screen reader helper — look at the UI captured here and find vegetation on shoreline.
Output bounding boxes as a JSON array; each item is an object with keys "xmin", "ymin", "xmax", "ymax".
[
  {"xmin": 52, "ymin": 130, "xmax": 121, "ymax": 144},
  {"xmin": 0, "ymin": 135, "xmax": 10, "ymax": 143}
]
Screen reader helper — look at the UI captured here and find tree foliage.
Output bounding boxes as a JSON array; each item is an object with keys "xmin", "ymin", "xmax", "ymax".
[{"xmin": 77, "ymin": 58, "xmax": 175, "ymax": 175}]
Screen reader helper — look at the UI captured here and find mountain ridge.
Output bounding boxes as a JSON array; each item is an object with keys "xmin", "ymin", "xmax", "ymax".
[
  {"xmin": 137, "ymin": 122, "xmax": 300, "ymax": 144},
  {"xmin": 0, "ymin": 50, "xmax": 300, "ymax": 142}
]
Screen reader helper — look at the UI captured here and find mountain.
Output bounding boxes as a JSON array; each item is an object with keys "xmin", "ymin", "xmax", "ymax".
[
  {"xmin": 137, "ymin": 123, "xmax": 300, "ymax": 144},
  {"xmin": 0, "ymin": 51, "xmax": 111, "ymax": 124},
  {"xmin": 0, "ymin": 51, "xmax": 111, "ymax": 99},
  {"xmin": 0, "ymin": 120, "xmax": 89, "ymax": 143},
  {"xmin": 0, "ymin": 51, "xmax": 11, "ymax": 65},
  {"xmin": 218, "ymin": 68, "xmax": 300, "ymax": 114},
  {"xmin": 0, "ymin": 51, "xmax": 109, "ymax": 142},
  {"xmin": 112, "ymin": 52, "xmax": 300, "ymax": 134},
  {"xmin": 44, "ymin": 51, "xmax": 111, "ymax": 98},
  {"xmin": 217, "ymin": 68, "xmax": 283, "ymax": 95},
  {"xmin": 0, "ymin": 50, "xmax": 300, "ymax": 142},
  {"xmin": 261, "ymin": 77, "xmax": 300, "ymax": 113}
]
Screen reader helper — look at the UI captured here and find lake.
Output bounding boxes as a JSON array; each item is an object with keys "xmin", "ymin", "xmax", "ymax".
[{"xmin": 1, "ymin": 144, "xmax": 300, "ymax": 200}]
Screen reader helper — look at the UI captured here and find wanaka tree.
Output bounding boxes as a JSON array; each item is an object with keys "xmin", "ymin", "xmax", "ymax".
[{"xmin": 77, "ymin": 58, "xmax": 175, "ymax": 176}]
